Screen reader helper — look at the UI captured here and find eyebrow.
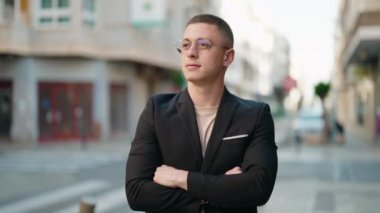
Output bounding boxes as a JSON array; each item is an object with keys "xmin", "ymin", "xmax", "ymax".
[{"xmin": 182, "ymin": 38, "xmax": 206, "ymax": 41}]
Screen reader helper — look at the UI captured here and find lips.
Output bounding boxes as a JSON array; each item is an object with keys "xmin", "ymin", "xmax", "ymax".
[{"xmin": 186, "ymin": 64, "xmax": 201, "ymax": 70}]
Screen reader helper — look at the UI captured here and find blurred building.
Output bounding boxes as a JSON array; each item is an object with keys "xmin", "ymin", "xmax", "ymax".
[
  {"xmin": 219, "ymin": 0, "xmax": 290, "ymax": 112},
  {"xmin": 0, "ymin": 0, "xmax": 213, "ymax": 143},
  {"xmin": 0, "ymin": 0, "xmax": 289, "ymax": 143},
  {"xmin": 335, "ymin": 0, "xmax": 380, "ymax": 141}
]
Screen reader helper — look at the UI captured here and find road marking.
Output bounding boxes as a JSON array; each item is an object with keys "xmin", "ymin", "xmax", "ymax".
[
  {"xmin": 96, "ymin": 188, "xmax": 127, "ymax": 213},
  {"xmin": 54, "ymin": 187, "xmax": 128, "ymax": 213},
  {"xmin": 0, "ymin": 151, "xmax": 124, "ymax": 173},
  {"xmin": 0, "ymin": 180, "xmax": 109, "ymax": 213}
]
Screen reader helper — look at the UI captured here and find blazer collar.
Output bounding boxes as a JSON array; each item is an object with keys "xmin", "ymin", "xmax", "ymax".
[
  {"xmin": 176, "ymin": 89, "xmax": 203, "ymax": 168},
  {"xmin": 176, "ymin": 87, "xmax": 238, "ymax": 171},
  {"xmin": 201, "ymin": 88, "xmax": 238, "ymax": 172}
]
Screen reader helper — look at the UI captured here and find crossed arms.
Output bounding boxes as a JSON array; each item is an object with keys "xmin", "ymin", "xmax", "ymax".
[{"xmin": 153, "ymin": 165, "xmax": 242, "ymax": 190}]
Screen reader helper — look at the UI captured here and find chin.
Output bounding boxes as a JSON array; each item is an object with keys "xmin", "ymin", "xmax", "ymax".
[
  {"xmin": 187, "ymin": 79, "xmax": 210, "ymax": 86},
  {"xmin": 185, "ymin": 78, "xmax": 198, "ymax": 84},
  {"xmin": 183, "ymin": 73, "xmax": 199, "ymax": 81}
]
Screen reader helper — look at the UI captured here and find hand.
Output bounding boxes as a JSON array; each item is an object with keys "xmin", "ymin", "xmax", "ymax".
[
  {"xmin": 154, "ymin": 165, "xmax": 188, "ymax": 190},
  {"xmin": 225, "ymin": 166, "xmax": 242, "ymax": 175}
]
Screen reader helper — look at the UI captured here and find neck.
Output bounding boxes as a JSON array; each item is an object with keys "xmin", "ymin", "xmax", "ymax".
[{"xmin": 187, "ymin": 81, "xmax": 225, "ymax": 107}]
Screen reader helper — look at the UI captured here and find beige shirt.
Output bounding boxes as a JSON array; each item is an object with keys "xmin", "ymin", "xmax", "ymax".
[{"xmin": 194, "ymin": 105, "xmax": 218, "ymax": 156}]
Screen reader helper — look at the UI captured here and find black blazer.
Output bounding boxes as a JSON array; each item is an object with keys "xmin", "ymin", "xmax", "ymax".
[{"xmin": 126, "ymin": 88, "xmax": 278, "ymax": 213}]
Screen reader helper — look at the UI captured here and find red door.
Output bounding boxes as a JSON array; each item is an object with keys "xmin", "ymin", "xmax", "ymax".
[{"xmin": 38, "ymin": 82, "xmax": 93, "ymax": 142}]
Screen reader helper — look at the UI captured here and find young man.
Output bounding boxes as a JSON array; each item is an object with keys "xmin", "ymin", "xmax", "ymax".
[{"xmin": 126, "ymin": 14, "xmax": 278, "ymax": 213}]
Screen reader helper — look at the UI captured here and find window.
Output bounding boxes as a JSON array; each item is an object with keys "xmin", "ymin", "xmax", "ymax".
[
  {"xmin": 36, "ymin": 0, "xmax": 71, "ymax": 28},
  {"xmin": 82, "ymin": 0, "xmax": 96, "ymax": 28},
  {"xmin": 58, "ymin": 16, "xmax": 69, "ymax": 24},
  {"xmin": 41, "ymin": 0, "xmax": 52, "ymax": 9},
  {"xmin": 0, "ymin": 0, "xmax": 14, "ymax": 22},
  {"xmin": 58, "ymin": 0, "xmax": 69, "ymax": 8},
  {"xmin": 39, "ymin": 17, "xmax": 52, "ymax": 25}
]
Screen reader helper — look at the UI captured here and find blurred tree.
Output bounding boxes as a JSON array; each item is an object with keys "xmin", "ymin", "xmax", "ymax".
[
  {"xmin": 273, "ymin": 86, "xmax": 285, "ymax": 117},
  {"xmin": 315, "ymin": 82, "xmax": 330, "ymax": 101},
  {"xmin": 171, "ymin": 71, "xmax": 186, "ymax": 91},
  {"xmin": 314, "ymin": 82, "xmax": 331, "ymax": 142},
  {"xmin": 273, "ymin": 75, "xmax": 297, "ymax": 117}
]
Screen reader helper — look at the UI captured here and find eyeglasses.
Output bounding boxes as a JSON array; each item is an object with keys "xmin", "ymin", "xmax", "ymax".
[{"xmin": 175, "ymin": 38, "xmax": 230, "ymax": 53}]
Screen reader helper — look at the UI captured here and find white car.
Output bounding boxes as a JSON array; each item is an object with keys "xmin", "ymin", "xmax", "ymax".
[{"xmin": 292, "ymin": 108, "xmax": 324, "ymax": 143}]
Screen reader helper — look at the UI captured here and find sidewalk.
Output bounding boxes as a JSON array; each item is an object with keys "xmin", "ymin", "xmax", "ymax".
[
  {"xmin": 274, "ymin": 115, "xmax": 293, "ymax": 147},
  {"xmin": 0, "ymin": 139, "xmax": 132, "ymax": 156},
  {"xmin": 260, "ymin": 126, "xmax": 380, "ymax": 213}
]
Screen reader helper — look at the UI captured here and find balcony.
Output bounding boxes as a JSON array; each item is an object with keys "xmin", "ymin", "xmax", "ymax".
[{"xmin": 340, "ymin": 0, "xmax": 380, "ymax": 69}]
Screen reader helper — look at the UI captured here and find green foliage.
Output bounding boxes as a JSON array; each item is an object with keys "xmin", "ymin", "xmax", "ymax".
[
  {"xmin": 314, "ymin": 82, "xmax": 330, "ymax": 101},
  {"xmin": 314, "ymin": 81, "xmax": 331, "ymax": 141},
  {"xmin": 171, "ymin": 71, "xmax": 186, "ymax": 88}
]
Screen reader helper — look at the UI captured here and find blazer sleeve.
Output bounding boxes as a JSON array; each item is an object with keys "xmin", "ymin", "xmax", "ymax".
[
  {"xmin": 187, "ymin": 103, "xmax": 278, "ymax": 208},
  {"xmin": 125, "ymin": 97, "xmax": 198, "ymax": 212}
]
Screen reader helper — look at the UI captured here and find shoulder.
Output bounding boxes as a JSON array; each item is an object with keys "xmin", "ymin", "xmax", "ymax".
[
  {"xmin": 151, "ymin": 93, "xmax": 178, "ymax": 103},
  {"xmin": 227, "ymin": 93, "xmax": 274, "ymax": 131},
  {"xmin": 232, "ymin": 94, "xmax": 270, "ymax": 112},
  {"xmin": 148, "ymin": 91, "xmax": 181, "ymax": 110},
  {"xmin": 227, "ymin": 94, "xmax": 272, "ymax": 124}
]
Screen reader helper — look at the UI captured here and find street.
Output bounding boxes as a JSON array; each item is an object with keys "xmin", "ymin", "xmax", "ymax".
[
  {"xmin": 0, "ymin": 122, "xmax": 380, "ymax": 213},
  {"xmin": 0, "ymin": 145, "xmax": 135, "ymax": 213},
  {"xmin": 260, "ymin": 143, "xmax": 380, "ymax": 213}
]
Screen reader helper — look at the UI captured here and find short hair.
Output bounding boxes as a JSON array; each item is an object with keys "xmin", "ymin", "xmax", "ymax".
[{"xmin": 186, "ymin": 14, "xmax": 234, "ymax": 48}]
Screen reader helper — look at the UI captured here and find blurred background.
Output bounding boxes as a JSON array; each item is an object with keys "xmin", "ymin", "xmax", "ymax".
[{"xmin": 0, "ymin": 0, "xmax": 379, "ymax": 212}]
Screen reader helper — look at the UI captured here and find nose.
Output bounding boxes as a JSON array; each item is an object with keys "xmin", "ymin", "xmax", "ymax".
[{"xmin": 186, "ymin": 43, "xmax": 198, "ymax": 58}]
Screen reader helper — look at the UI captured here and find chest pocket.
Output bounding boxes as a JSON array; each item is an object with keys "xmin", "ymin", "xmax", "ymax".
[{"xmin": 211, "ymin": 136, "xmax": 250, "ymax": 173}]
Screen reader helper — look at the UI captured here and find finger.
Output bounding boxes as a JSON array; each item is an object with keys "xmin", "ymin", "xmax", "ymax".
[{"xmin": 225, "ymin": 166, "xmax": 242, "ymax": 175}]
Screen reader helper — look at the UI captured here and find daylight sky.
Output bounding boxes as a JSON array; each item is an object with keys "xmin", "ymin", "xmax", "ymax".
[{"xmin": 252, "ymin": 0, "xmax": 340, "ymax": 101}]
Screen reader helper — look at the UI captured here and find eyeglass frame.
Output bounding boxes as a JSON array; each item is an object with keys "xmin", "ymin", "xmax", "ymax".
[{"xmin": 175, "ymin": 38, "xmax": 231, "ymax": 53}]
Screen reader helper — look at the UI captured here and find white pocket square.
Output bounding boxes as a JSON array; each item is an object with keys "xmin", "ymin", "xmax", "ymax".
[{"xmin": 223, "ymin": 134, "xmax": 248, "ymax": 141}]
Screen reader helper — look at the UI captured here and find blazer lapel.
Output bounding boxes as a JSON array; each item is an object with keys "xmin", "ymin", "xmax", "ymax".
[
  {"xmin": 176, "ymin": 89, "xmax": 203, "ymax": 169},
  {"xmin": 201, "ymin": 89, "xmax": 238, "ymax": 172}
]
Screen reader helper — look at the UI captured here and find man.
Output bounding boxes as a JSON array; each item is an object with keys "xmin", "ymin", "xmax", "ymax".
[{"xmin": 126, "ymin": 14, "xmax": 278, "ymax": 213}]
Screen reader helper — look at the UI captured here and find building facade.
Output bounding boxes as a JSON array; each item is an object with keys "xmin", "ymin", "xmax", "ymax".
[
  {"xmin": 0, "ymin": 0, "xmax": 289, "ymax": 144},
  {"xmin": 219, "ymin": 0, "xmax": 290, "ymax": 113},
  {"xmin": 0, "ymin": 0, "xmax": 212, "ymax": 143},
  {"xmin": 335, "ymin": 0, "xmax": 380, "ymax": 141}
]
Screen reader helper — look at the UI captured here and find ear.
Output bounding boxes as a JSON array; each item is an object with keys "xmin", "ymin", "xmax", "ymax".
[{"xmin": 223, "ymin": 49, "xmax": 235, "ymax": 67}]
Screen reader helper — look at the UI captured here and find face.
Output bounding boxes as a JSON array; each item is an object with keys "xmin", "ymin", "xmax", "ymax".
[{"xmin": 180, "ymin": 23, "xmax": 234, "ymax": 86}]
